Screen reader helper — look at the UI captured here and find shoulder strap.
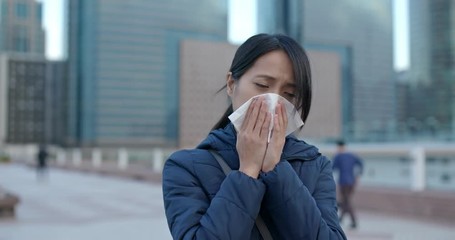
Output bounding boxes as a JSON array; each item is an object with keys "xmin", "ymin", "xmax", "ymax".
[
  {"xmin": 209, "ymin": 150, "xmax": 232, "ymax": 175},
  {"xmin": 208, "ymin": 150, "xmax": 273, "ymax": 240}
]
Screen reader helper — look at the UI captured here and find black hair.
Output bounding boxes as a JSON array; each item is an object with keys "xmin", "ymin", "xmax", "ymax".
[
  {"xmin": 336, "ymin": 139, "xmax": 345, "ymax": 147},
  {"xmin": 212, "ymin": 33, "xmax": 312, "ymax": 130}
]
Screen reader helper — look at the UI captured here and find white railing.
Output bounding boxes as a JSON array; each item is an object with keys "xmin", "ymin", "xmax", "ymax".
[
  {"xmin": 318, "ymin": 142, "xmax": 455, "ymax": 192},
  {"xmin": 4, "ymin": 143, "xmax": 455, "ymax": 192},
  {"xmin": 4, "ymin": 144, "xmax": 174, "ymax": 174}
]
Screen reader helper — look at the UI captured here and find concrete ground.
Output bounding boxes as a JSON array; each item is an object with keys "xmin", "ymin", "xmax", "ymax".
[{"xmin": 1, "ymin": 163, "xmax": 454, "ymax": 240}]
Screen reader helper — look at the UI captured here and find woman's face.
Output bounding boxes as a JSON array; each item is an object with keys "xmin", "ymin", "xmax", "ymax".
[{"xmin": 227, "ymin": 50, "xmax": 296, "ymax": 111}]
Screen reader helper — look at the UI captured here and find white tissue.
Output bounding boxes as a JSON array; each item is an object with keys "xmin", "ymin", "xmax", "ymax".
[{"xmin": 228, "ymin": 93, "xmax": 304, "ymax": 142}]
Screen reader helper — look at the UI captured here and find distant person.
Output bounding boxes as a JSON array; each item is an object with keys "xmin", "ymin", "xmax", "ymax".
[
  {"xmin": 162, "ymin": 34, "xmax": 346, "ymax": 239},
  {"xmin": 36, "ymin": 145, "xmax": 49, "ymax": 180},
  {"xmin": 332, "ymin": 140, "xmax": 363, "ymax": 229}
]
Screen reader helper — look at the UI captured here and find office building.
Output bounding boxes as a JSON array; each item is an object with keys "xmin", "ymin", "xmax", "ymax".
[
  {"xmin": 408, "ymin": 0, "xmax": 455, "ymax": 138},
  {"xmin": 0, "ymin": 54, "xmax": 47, "ymax": 144},
  {"xmin": 67, "ymin": 0, "xmax": 228, "ymax": 147},
  {"xmin": 46, "ymin": 61, "xmax": 68, "ymax": 145},
  {"xmin": 0, "ymin": 56, "xmax": 68, "ymax": 146},
  {"xmin": 258, "ymin": 0, "xmax": 395, "ymax": 141},
  {"xmin": 179, "ymin": 39, "xmax": 343, "ymax": 147},
  {"xmin": 257, "ymin": 0, "xmax": 303, "ymax": 42},
  {"xmin": 0, "ymin": 0, "xmax": 45, "ymax": 55}
]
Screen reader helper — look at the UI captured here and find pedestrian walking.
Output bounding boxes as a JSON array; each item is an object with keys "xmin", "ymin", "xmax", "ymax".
[
  {"xmin": 332, "ymin": 140, "xmax": 364, "ymax": 229},
  {"xmin": 36, "ymin": 145, "xmax": 49, "ymax": 180}
]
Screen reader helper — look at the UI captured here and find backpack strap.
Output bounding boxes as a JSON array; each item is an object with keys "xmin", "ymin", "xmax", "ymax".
[{"xmin": 209, "ymin": 150, "xmax": 273, "ymax": 240}]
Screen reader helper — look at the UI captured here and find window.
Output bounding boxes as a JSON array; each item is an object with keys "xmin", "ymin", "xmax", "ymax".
[
  {"xmin": 36, "ymin": 3, "xmax": 42, "ymax": 22},
  {"xmin": 15, "ymin": 2, "xmax": 28, "ymax": 19},
  {"xmin": 14, "ymin": 38, "xmax": 29, "ymax": 52},
  {"xmin": 1, "ymin": 1, "xmax": 8, "ymax": 19},
  {"xmin": 14, "ymin": 26, "xmax": 29, "ymax": 52},
  {"xmin": 9, "ymin": 78, "xmax": 16, "ymax": 88}
]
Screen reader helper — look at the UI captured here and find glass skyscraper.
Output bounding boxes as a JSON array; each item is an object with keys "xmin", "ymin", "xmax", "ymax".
[
  {"xmin": 258, "ymin": 0, "xmax": 395, "ymax": 141},
  {"xmin": 67, "ymin": 0, "xmax": 227, "ymax": 147},
  {"xmin": 408, "ymin": 0, "xmax": 455, "ymax": 139},
  {"xmin": 257, "ymin": 0, "xmax": 303, "ymax": 43}
]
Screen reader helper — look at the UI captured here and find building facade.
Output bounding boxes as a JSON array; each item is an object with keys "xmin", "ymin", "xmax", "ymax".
[
  {"xmin": 0, "ymin": 0, "xmax": 45, "ymax": 55},
  {"xmin": 408, "ymin": 0, "xmax": 455, "ymax": 139},
  {"xmin": 0, "ymin": 54, "xmax": 47, "ymax": 144},
  {"xmin": 46, "ymin": 61, "xmax": 68, "ymax": 146},
  {"xmin": 257, "ymin": 0, "xmax": 303, "ymax": 42},
  {"xmin": 178, "ymin": 40, "xmax": 236, "ymax": 148},
  {"xmin": 0, "ymin": 55, "xmax": 67, "ymax": 146},
  {"xmin": 178, "ymin": 40, "xmax": 343, "ymax": 148},
  {"xmin": 258, "ymin": 0, "xmax": 395, "ymax": 141},
  {"xmin": 67, "ymin": 0, "xmax": 228, "ymax": 147}
]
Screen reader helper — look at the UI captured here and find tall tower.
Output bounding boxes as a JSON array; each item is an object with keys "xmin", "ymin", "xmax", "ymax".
[
  {"xmin": 258, "ymin": 0, "xmax": 395, "ymax": 140},
  {"xmin": 0, "ymin": 0, "xmax": 45, "ymax": 55},
  {"xmin": 0, "ymin": 0, "xmax": 49, "ymax": 146},
  {"xmin": 408, "ymin": 0, "xmax": 455, "ymax": 137},
  {"xmin": 67, "ymin": 0, "xmax": 228, "ymax": 147},
  {"xmin": 257, "ymin": 0, "xmax": 303, "ymax": 43}
]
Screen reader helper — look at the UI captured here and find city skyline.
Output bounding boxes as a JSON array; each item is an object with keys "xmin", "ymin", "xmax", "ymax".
[
  {"xmin": 65, "ymin": 0, "xmax": 228, "ymax": 147},
  {"xmin": 40, "ymin": 0, "xmax": 410, "ymax": 71}
]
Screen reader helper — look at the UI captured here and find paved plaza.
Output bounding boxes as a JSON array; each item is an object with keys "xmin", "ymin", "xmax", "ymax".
[
  {"xmin": 1, "ymin": 163, "xmax": 454, "ymax": 240},
  {"xmin": 0, "ymin": 164, "xmax": 171, "ymax": 240}
]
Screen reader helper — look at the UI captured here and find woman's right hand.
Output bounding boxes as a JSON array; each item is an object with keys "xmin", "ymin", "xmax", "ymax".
[{"xmin": 236, "ymin": 97, "xmax": 271, "ymax": 178}]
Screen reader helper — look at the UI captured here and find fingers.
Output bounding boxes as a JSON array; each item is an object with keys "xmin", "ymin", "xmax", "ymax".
[
  {"xmin": 254, "ymin": 100, "xmax": 268, "ymax": 133},
  {"xmin": 260, "ymin": 111, "xmax": 272, "ymax": 138},
  {"xmin": 262, "ymin": 103, "xmax": 287, "ymax": 172},
  {"xmin": 268, "ymin": 101, "xmax": 289, "ymax": 144},
  {"xmin": 237, "ymin": 97, "xmax": 269, "ymax": 178},
  {"xmin": 246, "ymin": 97, "xmax": 262, "ymax": 131},
  {"xmin": 280, "ymin": 101, "xmax": 288, "ymax": 127},
  {"xmin": 240, "ymin": 98, "xmax": 291, "ymax": 141},
  {"xmin": 242, "ymin": 97, "xmax": 269, "ymax": 136},
  {"xmin": 240, "ymin": 97, "xmax": 257, "ymax": 131},
  {"xmin": 274, "ymin": 101, "xmax": 287, "ymax": 132}
]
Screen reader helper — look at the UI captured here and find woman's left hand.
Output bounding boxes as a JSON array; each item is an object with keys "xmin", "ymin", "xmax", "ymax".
[{"xmin": 262, "ymin": 101, "xmax": 288, "ymax": 172}]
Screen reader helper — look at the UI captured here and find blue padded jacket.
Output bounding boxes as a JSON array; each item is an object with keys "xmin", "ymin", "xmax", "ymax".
[{"xmin": 162, "ymin": 123, "xmax": 346, "ymax": 240}]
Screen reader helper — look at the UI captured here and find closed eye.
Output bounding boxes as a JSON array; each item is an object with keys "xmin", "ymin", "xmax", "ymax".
[
  {"xmin": 285, "ymin": 92, "xmax": 295, "ymax": 98},
  {"xmin": 254, "ymin": 83, "xmax": 269, "ymax": 88}
]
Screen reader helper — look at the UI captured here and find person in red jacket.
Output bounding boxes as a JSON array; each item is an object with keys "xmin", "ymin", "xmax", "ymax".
[{"xmin": 162, "ymin": 33, "xmax": 346, "ymax": 239}]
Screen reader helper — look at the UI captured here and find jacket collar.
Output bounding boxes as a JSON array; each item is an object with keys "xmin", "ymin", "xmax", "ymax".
[{"xmin": 197, "ymin": 124, "xmax": 240, "ymax": 170}]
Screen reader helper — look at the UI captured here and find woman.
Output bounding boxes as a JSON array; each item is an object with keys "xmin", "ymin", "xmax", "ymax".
[{"xmin": 162, "ymin": 33, "xmax": 346, "ymax": 239}]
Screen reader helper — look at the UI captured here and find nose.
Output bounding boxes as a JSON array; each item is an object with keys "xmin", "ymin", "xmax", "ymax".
[{"xmin": 269, "ymin": 87, "xmax": 280, "ymax": 95}]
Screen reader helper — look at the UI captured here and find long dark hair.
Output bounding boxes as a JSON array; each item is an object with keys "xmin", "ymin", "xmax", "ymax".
[{"xmin": 212, "ymin": 33, "xmax": 312, "ymax": 130}]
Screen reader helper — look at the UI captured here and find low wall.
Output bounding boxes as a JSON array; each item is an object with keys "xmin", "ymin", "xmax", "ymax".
[{"xmin": 354, "ymin": 186, "xmax": 455, "ymax": 224}]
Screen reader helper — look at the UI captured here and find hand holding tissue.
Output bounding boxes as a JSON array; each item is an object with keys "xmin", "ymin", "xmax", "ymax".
[{"xmin": 228, "ymin": 93, "xmax": 304, "ymax": 142}]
